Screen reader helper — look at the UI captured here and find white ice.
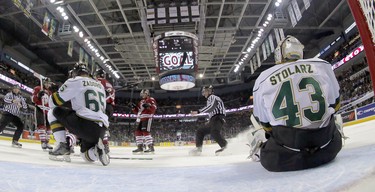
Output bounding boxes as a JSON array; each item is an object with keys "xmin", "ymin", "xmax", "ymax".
[{"xmin": 0, "ymin": 120, "xmax": 375, "ymax": 192}]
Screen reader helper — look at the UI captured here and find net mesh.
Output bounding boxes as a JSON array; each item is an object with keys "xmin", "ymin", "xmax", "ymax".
[{"xmin": 358, "ymin": 0, "xmax": 375, "ymax": 44}]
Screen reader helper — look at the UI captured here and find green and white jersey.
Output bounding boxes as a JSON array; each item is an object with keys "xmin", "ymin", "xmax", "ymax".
[
  {"xmin": 253, "ymin": 58, "xmax": 340, "ymax": 129},
  {"xmin": 49, "ymin": 76, "xmax": 109, "ymax": 128}
]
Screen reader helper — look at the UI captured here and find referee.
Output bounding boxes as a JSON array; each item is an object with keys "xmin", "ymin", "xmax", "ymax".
[
  {"xmin": 0, "ymin": 85, "xmax": 28, "ymax": 148},
  {"xmin": 189, "ymin": 85, "xmax": 228, "ymax": 156}
]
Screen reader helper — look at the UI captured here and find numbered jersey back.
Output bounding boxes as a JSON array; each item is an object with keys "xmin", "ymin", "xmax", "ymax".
[
  {"xmin": 253, "ymin": 58, "xmax": 340, "ymax": 129},
  {"xmin": 57, "ymin": 76, "xmax": 109, "ymax": 128}
]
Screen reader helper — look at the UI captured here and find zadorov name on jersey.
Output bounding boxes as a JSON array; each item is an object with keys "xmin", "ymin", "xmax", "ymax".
[
  {"xmin": 83, "ymin": 80, "xmax": 102, "ymax": 89},
  {"xmin": 270, "ymin": 64, "xmax": 314, "ymax": 85}
]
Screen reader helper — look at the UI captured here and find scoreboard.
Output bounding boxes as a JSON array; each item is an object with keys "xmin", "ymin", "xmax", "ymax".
[
  {"xmin": 153, "ymin": 31, "xmax": 198, "ymax": 90},
  {"xmin": 158, "ymin": 37, "xmax": 195, "ymax": 71}
]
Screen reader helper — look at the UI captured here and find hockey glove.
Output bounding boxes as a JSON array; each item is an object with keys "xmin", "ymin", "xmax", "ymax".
[
  {"xmin": 37, "ymin": 90, "xmax": 46, "ymax": 99},
  {"xmin": 106, "ymin": 88, "xmax": 112, "ymax": 93},
  {"xmin": 142, "ymin": 103, "xmax": 151, "ymax": 109},
  {"xmin": 50, "ymin": 83, "xmax": 59, "ymax": 92}
]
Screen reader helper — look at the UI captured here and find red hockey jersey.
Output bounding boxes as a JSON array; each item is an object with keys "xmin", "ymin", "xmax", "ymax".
[
  {"xmin": 97, "ymin": 77, "xmax": 115, "ymax": 106},
  {"xmin": 132, "ymin": 96, "xmax": 157, "ymax": 122},
  {"xmin": 32, "ymin": 86, "xmax": 51, "ymax": 113}
]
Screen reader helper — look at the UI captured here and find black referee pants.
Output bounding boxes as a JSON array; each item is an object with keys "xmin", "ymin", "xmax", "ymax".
[
  {"xmin": 196, "ymin": 114, "xmax": 227, "ymax": 148},
  {"xmin": 0, "ymin": 112, "xmax": 24, "ymax": 142}
]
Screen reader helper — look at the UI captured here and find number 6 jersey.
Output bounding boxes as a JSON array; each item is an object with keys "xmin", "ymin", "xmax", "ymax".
[
  {"xmin": 49, "ymin": 76, "xmax": 109, "ymax": 128},
  {"xmin": 253, "ymin": 58, "xmax": 340, "ymax": 129}
]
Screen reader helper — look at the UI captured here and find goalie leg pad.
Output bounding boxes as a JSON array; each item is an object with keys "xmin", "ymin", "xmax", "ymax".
[{"xmin": 335, "ymin": 114, "xmax": 348, "ymax": 141}]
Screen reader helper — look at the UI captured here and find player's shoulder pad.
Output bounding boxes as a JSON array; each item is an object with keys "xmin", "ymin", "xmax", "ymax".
[
  {"xmin": 254, "ymin": 64, "xmax": 284, "ymax": 89},
  {"xmin": 66, "ymin": 76, "xmax": 83, "ymax": 83}
]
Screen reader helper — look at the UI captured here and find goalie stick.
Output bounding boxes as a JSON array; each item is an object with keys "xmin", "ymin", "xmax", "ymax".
[
  {"xmin": 250, "ymin": 114, "xmax": 262, "ymax": 130},
  {"xmin": 247, "ymin": 114, "xmax": 264, "ymax": 160}
]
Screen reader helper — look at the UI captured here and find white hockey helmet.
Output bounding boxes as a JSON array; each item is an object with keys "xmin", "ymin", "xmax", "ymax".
[
  {"xmin": 140, "ymin": 89, "xmax": 150, "ymax": 97},
  {"xmin": 274, "ymin": 35, "xmax": 304, "ymax": 64}
]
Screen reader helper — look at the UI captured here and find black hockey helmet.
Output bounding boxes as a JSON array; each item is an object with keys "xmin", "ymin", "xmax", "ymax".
[
  {"xmin": 68, "ymin": 70, "xmax": 73, "ymax": 78},
  {"xmin": 72, "ymin": 63, "xmax": 90, "ymax": 77},
  {"xmin": 201, "ymin": 85, "xmax": 214, "ymax": 96},
  {"xmin": 11, "ymin": 84, "xmax": 20, "ymax": 93},
  {"xmin": 95, "ymin": 69, "xmax": 106, "ymax": 78}
]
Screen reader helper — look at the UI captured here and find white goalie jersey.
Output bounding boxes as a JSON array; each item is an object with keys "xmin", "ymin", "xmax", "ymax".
[
  {"xmin": 49, "ymin": 76, "xmax": 109, "ymax": 128},
  {"xmin": 253, "ymin": 58, "xmax": 340, "ymax": 129}
]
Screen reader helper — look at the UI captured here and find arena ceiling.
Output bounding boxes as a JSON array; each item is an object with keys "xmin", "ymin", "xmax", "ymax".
[{"xmin": 0, "ymin": 0, "xmax": 352, "ymax": 90}]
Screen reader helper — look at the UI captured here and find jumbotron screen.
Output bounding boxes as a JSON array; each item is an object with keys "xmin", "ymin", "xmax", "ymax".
[
  {"xmin": 157, "ymin": 36, "xmax": 195, "ymax": 72},
  {"xmin": 153, "ymin": 31, "xmax": 198, "ymax": 91}
]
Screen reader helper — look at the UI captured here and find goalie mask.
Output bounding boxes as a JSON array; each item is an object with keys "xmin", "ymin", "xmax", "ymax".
[
  {"xmin": 201, "ymin": 85, "xmax": 214, "ymax": 97},
  {"xmin": 140, "ymin": 89, "xmax": 150, "ymax": 98},
  {"xmin": 274, "ymin": 35, "xmax": 304, "ymax": 64}
]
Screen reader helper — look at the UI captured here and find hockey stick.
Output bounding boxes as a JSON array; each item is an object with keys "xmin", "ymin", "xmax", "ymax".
[
  {"xmin": 128, "ymin": 87, "xmax": 135, "ymax": 137},
  {"xmin": 250, "ymin": 114, "xmax": 262, "ymax": 132},
  {"xmin": 110, "ymin": 156, "xmax": 153, "ymax": 160},
  {"xmin": 247, "ymin": 114, "xmax": 264, "ymax": 160}
]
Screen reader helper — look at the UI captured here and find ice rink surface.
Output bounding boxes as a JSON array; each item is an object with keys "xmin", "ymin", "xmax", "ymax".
[{"xmin": 0, "ymin": 120, "xmax": 375, "ymax": 192}]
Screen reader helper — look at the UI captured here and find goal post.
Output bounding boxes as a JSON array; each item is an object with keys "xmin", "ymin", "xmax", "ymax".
[{"xmin": 347, "ymin": 0, "xmax": 375, "ymax": 95}]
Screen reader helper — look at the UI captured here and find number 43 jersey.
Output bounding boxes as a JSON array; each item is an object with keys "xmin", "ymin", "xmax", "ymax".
[
  {"xmin": 49, "ymin": 76, "xmax": 109, "ymax": 128},
  {"xmin": 253, "ymin": 58, "xmax": 340, "ymax": 129}
]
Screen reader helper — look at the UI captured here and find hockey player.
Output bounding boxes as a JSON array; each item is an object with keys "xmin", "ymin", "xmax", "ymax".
[
  {"xmin": 0, "ymin": 85, "xmax": 28, "ymax": 148},
  {"xmin": 130, "ymin": 89, "xmax": 157, "ymax": 154},
  {"xmin": 47, "ymin": 63, "xmax": 110, "ymax": 166},
  {"xmin": 32, "ymin": 78, "xmax": 53, "ymax": 151},
  {"xmin": 95, "ymin": 69, "xmax": 115, "ymax": 152},
  {"xmin": 250, "ymin": 36, "xmax": 342, "ymax": 172},
  {"xmin": 189, "ymin": 85, "xmax": 227, "ymax": 156}
]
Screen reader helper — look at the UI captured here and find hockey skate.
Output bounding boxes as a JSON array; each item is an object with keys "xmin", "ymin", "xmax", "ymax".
[
  {"xmin": 132, "ymin": 144, "xmax": 144, "ymax": 155},
  {"xmin": 102, "ymin": 139, "xmax": 110, "ymax": 154},
  {"xmin": 144, "ymin": 144, "xmax": 155, "ymax": 154},
  {"xmin": 189, "ymin": 147, "xmax": 202, "ymax": 156},
  {"xmin": 11, "ymin": 140, "xmax": 22, "ymax": 148},
  {"xmin": 215, "ymin": 146, "xmax": 227, "ymax": 156},
  {"xmin": 41, "ymin": 142, "xmax": 53, "ymax": 152},
  {"xmin": 49, "ymin": 142, "xmax": 71, "ymax": 162},
  {"xmin": 95, "ymin": 138, "xmax": 110, "ymax": 166}
]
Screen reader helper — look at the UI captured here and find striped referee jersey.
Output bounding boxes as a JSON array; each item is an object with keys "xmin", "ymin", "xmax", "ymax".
[
  {"xmin": 199, "ymin": 94, "xmax": 226, "ymax": 118},
  {"xmin": 3, "ymin": 92, "xmax": 27, "ymax": 117}
]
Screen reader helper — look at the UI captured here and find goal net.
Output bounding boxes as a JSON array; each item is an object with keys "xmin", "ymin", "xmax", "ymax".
[
  {"xmin": 358, "ymin": 0, "xmax": 375, "ymax": 43},
  {"xmin": 348, "ymin": 0, "xmax": 375, "ymax": 95}
]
